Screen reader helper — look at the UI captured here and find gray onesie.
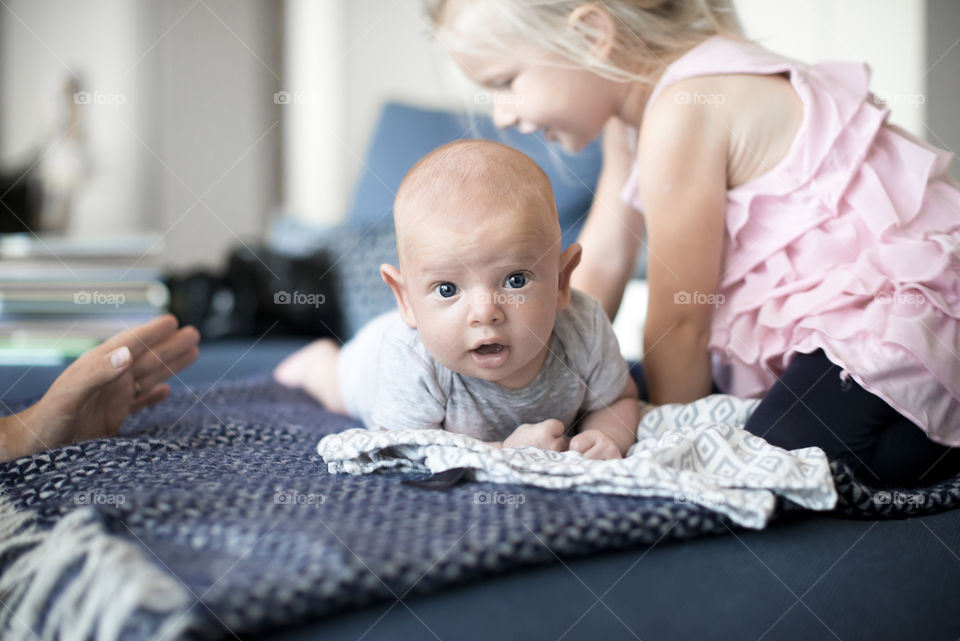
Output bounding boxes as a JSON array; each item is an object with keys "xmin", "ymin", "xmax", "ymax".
[{"xmin": 338, "ymin": 289, "xmax": 630, "ymax": 442}]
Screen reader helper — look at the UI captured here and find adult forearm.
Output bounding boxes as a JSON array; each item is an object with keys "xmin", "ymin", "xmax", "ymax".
[
  {"xmin": 0, "ymin": 415, "xmax": 13, "ymax": 461},
  {"xmin": 642, "ymin": 323, "xmax": 713, "ymax": 404},
  {"xmin": 0, "ymin": 410, "xmax": 40, "ymax": 462}
]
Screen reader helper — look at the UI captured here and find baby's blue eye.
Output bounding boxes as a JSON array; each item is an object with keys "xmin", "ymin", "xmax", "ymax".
[
  {"xmin": 505, "ymin": 272, "xmax": 528, "ymax": 289},
  {"xmin": 434, "ymin": 282, "xmax": 457, "ymax": 298}
]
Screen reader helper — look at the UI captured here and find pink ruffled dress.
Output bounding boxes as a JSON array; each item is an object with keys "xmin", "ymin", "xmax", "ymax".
[{"xmin": 621, "ymin": 35, "xmax": 960, "ymax": 446}]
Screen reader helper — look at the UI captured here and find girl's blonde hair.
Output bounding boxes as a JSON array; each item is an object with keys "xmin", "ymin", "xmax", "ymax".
[{"xmin": 426, "ymin": 0, "xmax": 744, "ymax": 84}]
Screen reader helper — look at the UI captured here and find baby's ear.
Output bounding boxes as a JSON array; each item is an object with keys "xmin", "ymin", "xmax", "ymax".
[
  {"xmin": 556, "ymin": 243, "xmax": 583, "ymax": 310},
  {"xmin": 380, "ymin": 264, "xmax": 417, "ymax": 328}
]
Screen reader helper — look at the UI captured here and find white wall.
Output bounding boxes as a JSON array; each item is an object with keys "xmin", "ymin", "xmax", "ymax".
[
  {"xmin": 0, "ymin": 0, "xmax": 280, "ymax": 270},
  {"xmin": 279, "ymin": 0, "xmax": 473, "ymax": 226},
  {"xmin": 280, "ymin": 0, "xmax": 346, "ymax": 225},
  {"xmin": 926, "ymin": 0, "xmax": 960, "ymax": 178},
  {"xmin": 147, "ymin": 0, "xmax": 279, "ymax": 271},
  {"xmin": 339, "ymin": 0, "xmax": 469, "ymax": 213},
  {"xmin": 0, "ymin": 0, "xmax": 146, "ymax": 236},
  {"xmin": 735, "ymin": 0, "xmax": 927, "ymax": 137}
]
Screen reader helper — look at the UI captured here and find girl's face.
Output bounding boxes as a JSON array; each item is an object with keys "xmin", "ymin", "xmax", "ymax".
[{"xmin": 451, "ymin": 48, "xmax": 623, "ymax": 152}]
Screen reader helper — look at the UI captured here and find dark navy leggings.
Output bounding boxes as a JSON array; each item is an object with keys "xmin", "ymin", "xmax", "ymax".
[{"xmin": 629, "ymin": 350, "xmax": 960, "ymax": 488}]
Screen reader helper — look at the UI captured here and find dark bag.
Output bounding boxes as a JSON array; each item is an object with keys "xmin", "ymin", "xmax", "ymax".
[
  {"xmin": 166, "ymin": 246, "xmax": 343, "ymax": 340},
  {"xmin": 0, "ymin": 167, "xmax": 42, "ymax": 233}
]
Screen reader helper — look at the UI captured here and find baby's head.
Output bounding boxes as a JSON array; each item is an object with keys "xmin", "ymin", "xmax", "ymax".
[
  {"xmin": 381, "ymin": 140, "xmax": 581, "ymax": 389},
  {"xmin": 427, "ymin": 0, "xmax": 741, "ymax": 151}
]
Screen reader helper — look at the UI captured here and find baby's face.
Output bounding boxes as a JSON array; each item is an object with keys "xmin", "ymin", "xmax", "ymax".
[{"xmin": 391, "ymin": 205, "xmax": 570, "ymax": 389}]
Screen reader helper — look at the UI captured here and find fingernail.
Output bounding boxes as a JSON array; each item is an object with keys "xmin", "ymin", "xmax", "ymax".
[{"xmin": 110, "ymin": 346, "xmax": 131, "ymax": 369}]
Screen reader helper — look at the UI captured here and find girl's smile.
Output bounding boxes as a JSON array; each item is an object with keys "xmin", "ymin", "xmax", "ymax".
[{"xmin": 450, "ymin": 48, "xmax": 625, "ymax": 152}]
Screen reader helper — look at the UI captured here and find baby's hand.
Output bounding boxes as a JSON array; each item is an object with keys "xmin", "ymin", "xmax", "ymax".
[
  {"xmin": 502, "ymin": 419, "xmax": 567, "ymax": 452},
  {"xmin": 569, "ymin": 429, "xmax": 623, "ymax": 460}
]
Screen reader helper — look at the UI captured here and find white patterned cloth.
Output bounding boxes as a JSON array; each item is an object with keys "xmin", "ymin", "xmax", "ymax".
[{"xmin": 317, "ymin": 395, "xmax": 837, "ymax": 529}]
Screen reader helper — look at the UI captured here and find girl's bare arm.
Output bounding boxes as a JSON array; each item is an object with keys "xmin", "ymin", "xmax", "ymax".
[
  {"xmin": 637, "ymin": 79, "xmax": 729, "ymax": 404},
  {"xmin": 571, "ymin": 118, "xmax": 646, "ymax": 320}
]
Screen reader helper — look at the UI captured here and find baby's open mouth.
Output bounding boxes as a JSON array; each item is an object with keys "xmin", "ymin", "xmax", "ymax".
[
  {"xmin": 470, "ymin": 342, "xmax": 509, "ymax": 369},
  {"xmin": 473, "ymin": 343, "xmax": 504, "ymax": 355}
]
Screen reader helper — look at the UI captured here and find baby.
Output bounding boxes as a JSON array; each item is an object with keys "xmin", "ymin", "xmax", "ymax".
[{"xmin": 275, "ymin": 140, "xmax": 640, "ymax": 459}]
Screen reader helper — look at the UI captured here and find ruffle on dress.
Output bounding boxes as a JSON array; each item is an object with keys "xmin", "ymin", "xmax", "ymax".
[{"xmin": 621, "ymin": 36, "xmax": 960, "ymax": 445}]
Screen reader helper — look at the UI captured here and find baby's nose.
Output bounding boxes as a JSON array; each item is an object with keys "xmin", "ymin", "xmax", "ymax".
[{"xmin": 468, "ymin": 290, "xmax": 504, "ymax": 326}]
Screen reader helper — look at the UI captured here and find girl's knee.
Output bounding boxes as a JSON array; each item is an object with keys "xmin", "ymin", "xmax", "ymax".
[
  {"xmin": 869, "ymin": 422, "xmax": 960, "ymax": 488},
  {"xmin": 744, "ymin": 405, "xmax": 817, "ymax": 451}
]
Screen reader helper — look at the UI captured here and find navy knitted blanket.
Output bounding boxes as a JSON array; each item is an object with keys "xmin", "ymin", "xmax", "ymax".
[{"xmin": 1, "ymin": 375, "xmax": 958, "ymax": 641}]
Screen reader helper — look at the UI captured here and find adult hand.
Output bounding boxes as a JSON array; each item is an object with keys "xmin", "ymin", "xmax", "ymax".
[{"xmin": 0, "ymin": 315, "xmax": 199, "ymax": 461}]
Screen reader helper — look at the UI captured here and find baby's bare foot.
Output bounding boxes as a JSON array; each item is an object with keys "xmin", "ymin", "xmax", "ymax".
[
  {"xmin": 0, "ymin": 315, "xmax": 199, "ymax": 461},
  {"xmin": 273, "ymin": 338, "xmax": 344, "ymax": 411}
]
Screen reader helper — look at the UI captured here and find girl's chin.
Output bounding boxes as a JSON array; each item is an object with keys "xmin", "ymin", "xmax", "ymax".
[
  {"xmin": 557, "ymin": 135, "xmax": 587, "ymax": 153},
  {"xmin": 542, "ymin": 128, "xmax": 588, "ymax": 153},
  {"xmin": 543, "ymin": 129, "xmax": 590, "ymax": 154}
]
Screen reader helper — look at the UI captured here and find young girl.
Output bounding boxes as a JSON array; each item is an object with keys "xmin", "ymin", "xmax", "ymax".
[{"xmin": 418, "ymin": 0, "xmax": 960, "ymax": 488}]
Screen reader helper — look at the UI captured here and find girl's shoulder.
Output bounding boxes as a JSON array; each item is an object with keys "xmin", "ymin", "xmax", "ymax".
[{"xmin": 639, "ymin": 73, "xmax": 803, "ymax": 190}]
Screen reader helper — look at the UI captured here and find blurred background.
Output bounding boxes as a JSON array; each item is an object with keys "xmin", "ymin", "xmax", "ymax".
[{"xmin": 0, "ymin": 0, "xmax": 957, "ymax": 363}]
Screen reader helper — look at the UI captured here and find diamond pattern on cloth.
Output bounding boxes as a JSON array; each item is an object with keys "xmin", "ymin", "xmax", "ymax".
[{"xmin": 319, "ymin": 395, "xmax": 838, "ymax": 530}]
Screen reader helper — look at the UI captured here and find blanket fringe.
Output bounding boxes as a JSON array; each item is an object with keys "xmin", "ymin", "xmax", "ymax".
[{"xmin": 0, "ymin": 494, "xmax": 194, "ymax": 641}]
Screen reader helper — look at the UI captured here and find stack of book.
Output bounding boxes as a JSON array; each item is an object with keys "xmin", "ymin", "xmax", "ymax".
[{"xmin": 0, "ymin": 233, "xmax": 169, "ymax": 365}]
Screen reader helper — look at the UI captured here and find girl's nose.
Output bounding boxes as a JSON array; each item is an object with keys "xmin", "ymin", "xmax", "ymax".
[
  {"xmin": 492, "ymin": 100, "xmax": 517, "ymax": 130},
  {"xmin": 468, "ymin": 290, "xmax": 504, "ymax": 327},
  {"xmin": 516, "ymin": 121, "xmax": 538, "ymax": 134}
]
